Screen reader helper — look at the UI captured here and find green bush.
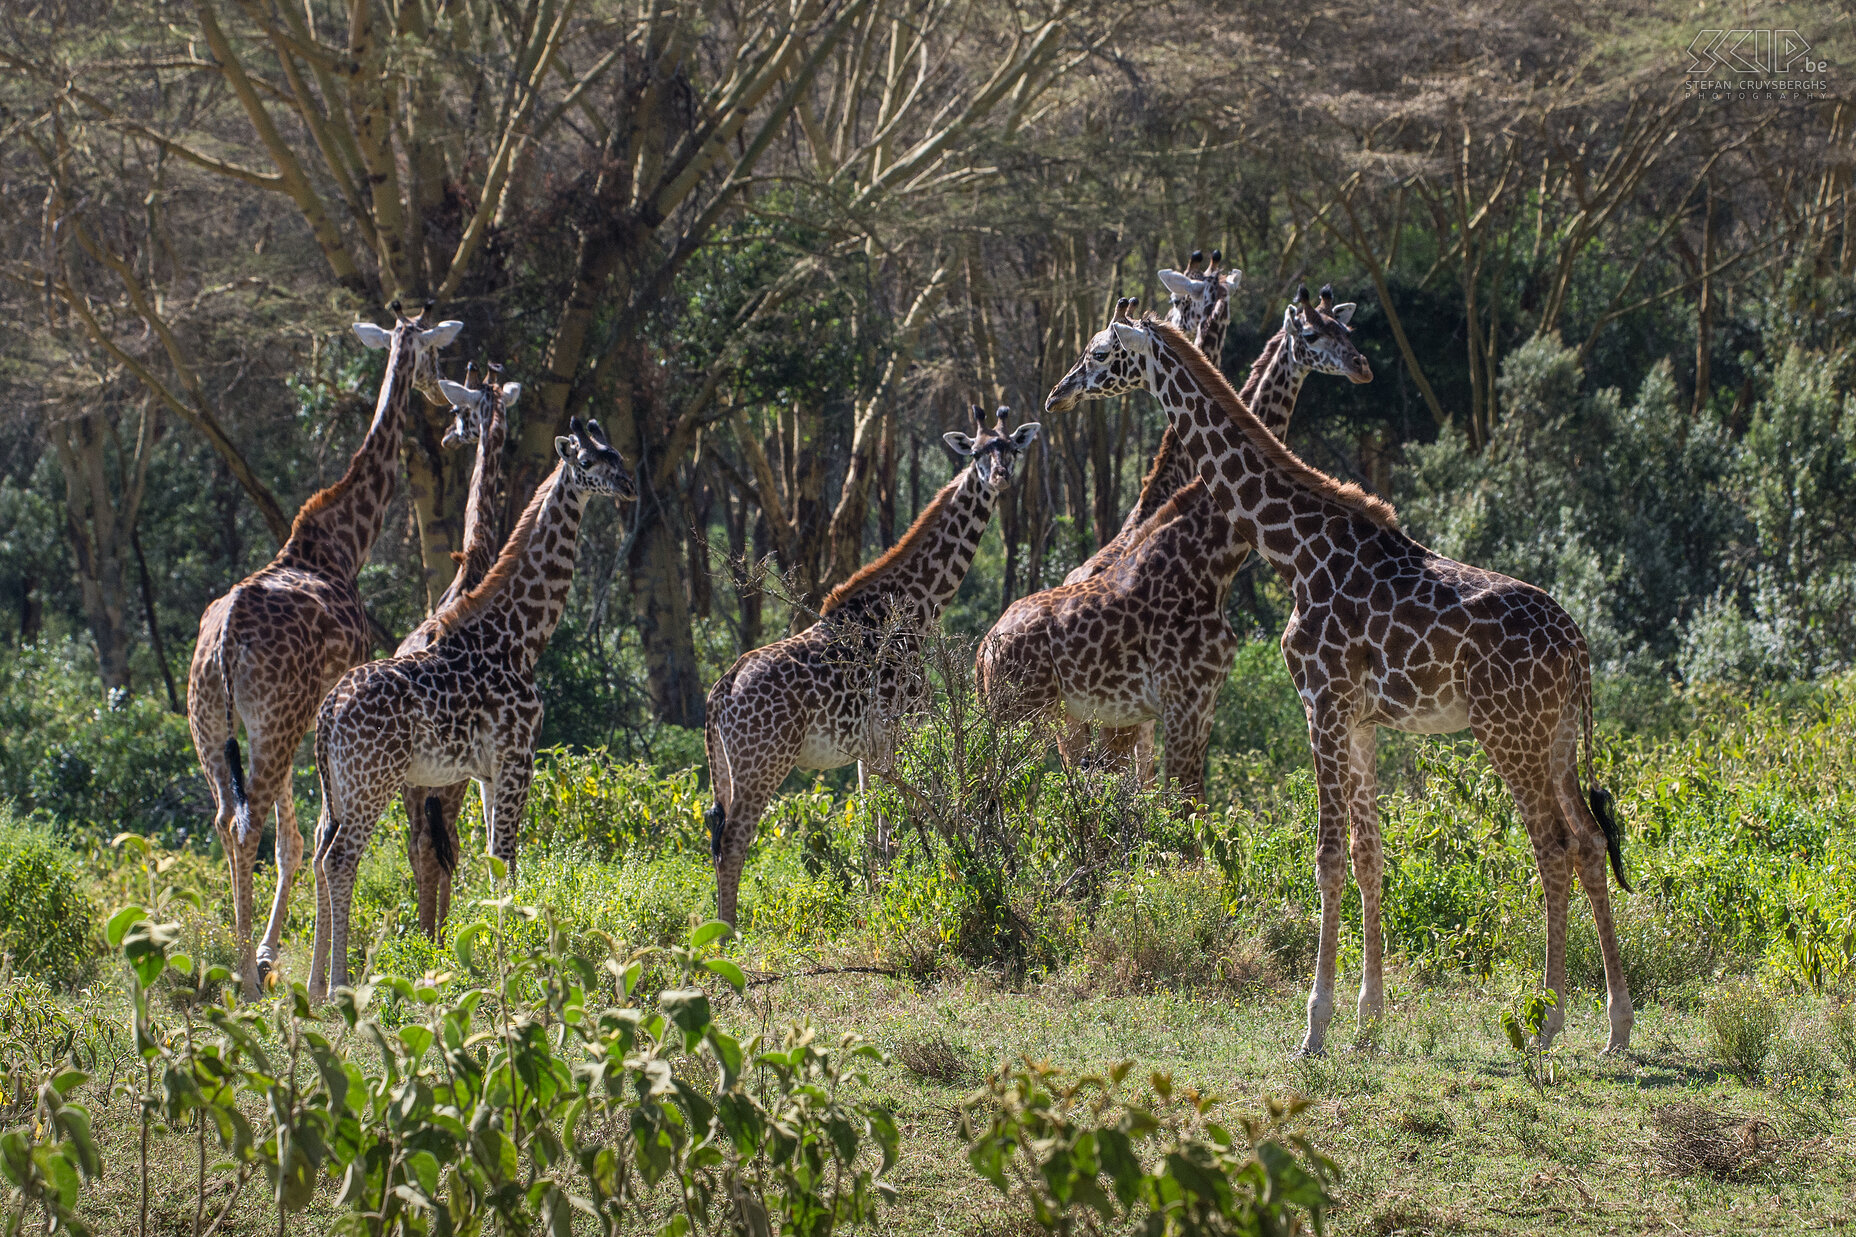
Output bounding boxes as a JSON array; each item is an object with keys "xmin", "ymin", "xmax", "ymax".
[
  {"xmin": 0, "ymin": 644, "xmax": 204, "ymax": 845},
  {"xmin": 1083, "ymin": 864, "xmax": 1254, "ymax": 992},
  {"xmin": 0, "ymin": 818, "xmax": 95, "ymax": 984},
  {"xmin": 1705, "ymin": 981, "xmax": 1783, "ymax": 1084}
]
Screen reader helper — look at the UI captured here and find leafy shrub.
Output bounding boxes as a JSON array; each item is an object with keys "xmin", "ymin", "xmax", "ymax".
[
  {"xmin": 1561, "ymin": 894, "xmax": 1723, "ymax": 1007},
  {"xmin": 962, "ymin": 1058, "xmax": 1334, "ymax": 1237},
  {"xmin": 1828, "ymin": 1000, "xmax": 1856, "ymax": 1076},
  {"xmin": 1705, "ymin": 981, "xmax": 1783, "ymax": 1083},
  {"xmin": 0, "ymin": 644, "xmax": 205, "ymax": 845},
  {"xmin": 1083, "ymin": 864, "xmax": 1260, "ymax": 993},
  {"xmin": 0, "ymin": 819, "xmax": 93, "ymax": 985},
  {"xmin": 523, "ymin": 745, "xmax": 708, "ymax": 859}
]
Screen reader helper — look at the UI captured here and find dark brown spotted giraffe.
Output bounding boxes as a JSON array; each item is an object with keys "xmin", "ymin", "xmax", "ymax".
[
  {"xmin": 187, "ymin": 306, "xmax": 461, "ymax": 996},
  {"xmin": 704, "ymin": 407, "xmax": 1040, "ymax": 927},
  {"xmin": 1046, "ymin": 311, "xmax": 1634, "ymax": 1055},
  {"xmin": 989, "ymin": 283, "xmax": 1371, "ymax": 793},
  {"xmin": 305, "ymin": 417, "xmax": 634, "ymax": 998},
  {"xmin": 396, "ymin": 365, "xmax": 517, "ymax": 941}
]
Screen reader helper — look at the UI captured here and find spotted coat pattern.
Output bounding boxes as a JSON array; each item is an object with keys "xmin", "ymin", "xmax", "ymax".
[
  {"xmin": 704, "ymin": 410, "xmax": 1039, "ymax": 926},
  {"xmin": 396, "ymin": 371, "xmax": 512, "ymax": 941},
  {"xmin": 984, "ymin": 282, "xmax": 1372, "ymax": 796},
  {"xmin": 1043, "ymin": 314, "xmax": 1634, "ymax": 1056},
  {"xmin": 305, "ymin": 420, "xmax": 633, "ymax": 998},
  {"xmin": 186, "ymin": 310, "xmax": 460, "ymax": 996}
]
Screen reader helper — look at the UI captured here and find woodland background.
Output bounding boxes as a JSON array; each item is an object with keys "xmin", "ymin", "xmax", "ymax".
[{"xmin": 2, "ymin": 0, "xmax": 1854, "ymax": 794}]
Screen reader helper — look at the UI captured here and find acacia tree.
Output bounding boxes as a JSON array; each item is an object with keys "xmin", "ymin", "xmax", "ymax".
[{"xmin": 6, "ymin": 0, "xmax": 1094, "ymax": 723}]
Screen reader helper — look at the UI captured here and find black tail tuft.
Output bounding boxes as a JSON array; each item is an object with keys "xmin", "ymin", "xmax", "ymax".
[
  {"xmin": 424, "ymin": 796, "xmax": 456, "ymax": 875},
  {"xmin": 1590, "ymin": 785, "xmax": 1632, "ymax": 893},
  {"xmin": 706, "ymin": 802, "xmax": 725, "ymax": 862},
  {"xmin": 224, "ymin": 737, "xmax": 256, "ymax": 847}
]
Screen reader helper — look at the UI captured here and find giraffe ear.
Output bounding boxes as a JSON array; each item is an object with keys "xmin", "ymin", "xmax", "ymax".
[
  {"xmin": 351, "ymin": 323, "xmax": 391, "ymax": 350},
  {"xmin": 1156, "ymin": 269, "xmax": 1197, "ymax": 298},
  {"xmin": 419, "ymin": 320, "xmax": 464, "ymax": 349},
  {"xmin": 555, "ymin": 435, "xmax": 575, "ymax": 462},
  {"xmin": 943, "ymin": 431, "xmax": 978, "ymax": 457},
  {"xmin": 1110, "ymin": 322, "xmax": 1151, "ymax": 355},
  {"xmin": 1283, "ymin": 305, "xmax": 1303, "ymax": 334},
  {"xmin": 1009, "ymin": 422, "xmax": 1042, "ymax": 449},
  {"xmin": 1331, "ymin": 302, "xmax": 1357, "ymax": 326},
  {"xmin": 498, "ymin": 382, "xmax": 522, "ymax": 410},
  {"xmin": 437, "ymin": 379, "xmax": 481, "ymax": 410},
  {"xmin": 1223, "ymin": 269, "xmax": 1243, "ymax": 293}
]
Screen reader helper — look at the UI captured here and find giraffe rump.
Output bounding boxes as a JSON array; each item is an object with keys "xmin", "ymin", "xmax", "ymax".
[{"xmin": 1146, "ymin": 318, "xmax": 1398, "ymax": 529}]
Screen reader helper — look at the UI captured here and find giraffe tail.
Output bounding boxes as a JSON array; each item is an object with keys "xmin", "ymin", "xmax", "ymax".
[
  {"xmin": 1580, "ymin": 656, "xmax": 1631, "ymax": 893},
  {"xmin": 424, "ymin": 795, "xmax": 456, "ymax": 875},
  {"xmin": 219, "ymin": 586, "xmax": 255, "ymax": 849}
]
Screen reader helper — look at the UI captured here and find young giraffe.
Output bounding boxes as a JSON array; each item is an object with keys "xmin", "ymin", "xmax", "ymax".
[
  {"xmin": 187, "ymin": 305, "xmax": 462, "ymax": 996},
  {"xmin": 704, "ymin": 407, "xmax": 1041, "ymax": 926},
  {"xmin": 306, "ymin": 417, "xmax": 634, "ymax": 998},
  {"xmin": 985, "ymin": 285, "xmax": 1372, "ymax": 793},
  {"xmin": 1046, "ymin": 308, "xmax": 1634, "ymax": 1055},
  {"xmin": 396, "ymin": 365, "xmax": 518, "ymax": 941}
]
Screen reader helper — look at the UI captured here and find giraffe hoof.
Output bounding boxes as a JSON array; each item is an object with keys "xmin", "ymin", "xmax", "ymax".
[{"xmin": 256, "ymin": 959, "xmax": 274, "ymax": 988}]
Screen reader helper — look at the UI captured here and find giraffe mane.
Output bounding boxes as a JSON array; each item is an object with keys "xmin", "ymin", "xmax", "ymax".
[
  {"xmin": 820, "ymin": 466, "xmax": 966, "ymax": 615},
  {"xmin": 430, "ymin": 462, "xmax": 564, "ymax": 638},
  {"xmin": 1148, "ymin": 318, "xmax": 1398, "ymax": 529},
  {"xmin": 1235, "ymin": 330, "xmax": 1286, "ymax": 409},
  {"xmin": 1130, "ymin": 425, "xmax": 1187, "ymax": 521}
]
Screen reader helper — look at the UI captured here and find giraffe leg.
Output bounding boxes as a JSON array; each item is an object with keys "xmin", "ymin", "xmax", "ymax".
[
  {"xmin": 484, "ymin": 760, "xmax": 536, "ymax": 878},
  {"xmin": 1098, "ymin": 724, "xmax": 1142, "ymax": 778},
  {"xmin": 1478, "ymin": 724, "xmax": 1579, "ymax": 1050},
  {"xmin": 406, "ymin": 783, "xmax": 468, "ymax": 940},
  {"xmin": 1158, "ymin": 691, "xmax": 1215, "ymax": 806},
  {"xmin": 1558, "ymin": 765, "xmax": 1634, "ymax": 1051},
  {"xmin": 231, "ymin": 724, "xmax": 299, "ymax": 997},
  {"xmin": 1298, "ymin": 703, "xmax": 1353, "ymax": 1057},
  {"xmin": 1344, "ymin": 723, "xmax": 1385, "ymax": 1029},
  {"xmin": 1133, "ymin": 721, "xmax": 1157, "ymax": 786},
  {"xmin": 254, "ymin": 785, "xmax": 305, "ymax": 985},
  {"xmin": 307, "ymin": 807, "xmax": 336, "ymax": 1001},
  {"xmin": 1054, "ymin": 719, "xmax": 1093, "ymax": 769},
  {"xmin": 714, "ymin": 780, "xmax": 778, "ymax": 928}
]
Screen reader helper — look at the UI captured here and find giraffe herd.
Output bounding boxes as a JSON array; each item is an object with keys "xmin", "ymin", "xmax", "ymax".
[{"xmin": 185, "ymin": 265, "xmax": 1634, "ymax": 1055}]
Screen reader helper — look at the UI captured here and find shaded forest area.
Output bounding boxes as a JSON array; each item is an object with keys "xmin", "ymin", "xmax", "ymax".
[{"xmin": 3, "ymin": 0, "xmax": 1854, "ymax": 755}]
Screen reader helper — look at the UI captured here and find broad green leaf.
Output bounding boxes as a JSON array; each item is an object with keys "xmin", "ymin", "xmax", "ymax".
[{"xmin": 105, "ymin": 905, "xmax": 146, "ymax": 948}]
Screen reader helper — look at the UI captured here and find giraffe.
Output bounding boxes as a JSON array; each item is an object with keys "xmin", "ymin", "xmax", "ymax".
[
  {"xmin": 704, "ymin": 406, "xmax": 1041, "ymax": 926},
  {"xmin": 305, "ymin": 416, "xmax": 634, "ymax": 998},
  {"xmin": 987, "ymin": 283, "xmax": 1373, "ymax": 792},
  {"xmin": 1044, "ymin": 307, "xmax": 1634, "ymax": 1055},
  {"xmin": 396, "ymin": 364, "xmax": 517, "ymax": 941},
  {"xmin": 186, "ymin": 305, "xmax": 462, "ymax": 996}
]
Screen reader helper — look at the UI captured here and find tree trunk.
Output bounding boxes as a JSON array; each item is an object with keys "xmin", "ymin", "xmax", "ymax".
[{"xmin": 629, "ymin": 488, "xmax": 706, "ymax": 727}]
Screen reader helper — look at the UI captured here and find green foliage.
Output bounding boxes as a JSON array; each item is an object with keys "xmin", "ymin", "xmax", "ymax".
[
  {"xmin": 0, "ymin": 814, "xmax": 95, "ymax": 984},
  {"xmin": 524, "ymin": 745, "xmax": 709, "ymax": 860},
  {"xmin": 0, "ymin": 645, "xmax": 204, "ymax": 846},
  {"xmin": 1704, "ymin": 981, "xmax": 1782, "ymax": 1084},
  {"xmin": 961, "ymin": 1058, "xmax": 1335, "ymax": 1237},
  {"xmin": 1499, "ymin": 989, "xmax": 1560, "ymax": 1097}
]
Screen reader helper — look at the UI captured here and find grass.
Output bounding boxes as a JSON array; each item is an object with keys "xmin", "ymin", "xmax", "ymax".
[
  {"xmin": 12, "ymin": 660, "xmax": 1856, "ymax": 1231},
  {"xmin": 40, "ymin": 964, "xmax": 1856, "ymax": 1235}
]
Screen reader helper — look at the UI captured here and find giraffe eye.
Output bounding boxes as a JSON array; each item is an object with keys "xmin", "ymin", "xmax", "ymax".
[
  {"xmin": 1301, "ymin": 329, "xmax": 1318, "ymax": 341},
  {"xmin": 1091, "ymin": 348, "xmax": 1110, "ymax": 362}
]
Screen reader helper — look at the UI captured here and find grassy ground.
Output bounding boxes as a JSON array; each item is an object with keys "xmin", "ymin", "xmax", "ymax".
[{"xmin": 53, "ymin": 960, "xmax": 1856, "ymax": 1235}]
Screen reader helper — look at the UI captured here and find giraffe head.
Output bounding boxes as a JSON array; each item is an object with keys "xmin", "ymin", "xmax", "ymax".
[
  {"xmin": 1044, "ymin": 298, "xmax": 1152, "ymax": 412},
  {"xmin": 437, "ymin": 362, "xmax": 521, "ymax": 448},
  {"xmin": 1158, "ymin": 250, "xmax": 1241, "ymax": 352},
  {"xmin": 1282, "ymin": 284, "xmax": 1372, "ymax": 384},
  {"xmin": 943, "ymin": 404, "xmax": 1040, "ymax": 492},
  {"xmin": 555, "ymin": 416, "xmax": 636, "ymax": 500},
  {"xmin": 350, "ymin": 301, "xmax": 465, "ymax": 397}
]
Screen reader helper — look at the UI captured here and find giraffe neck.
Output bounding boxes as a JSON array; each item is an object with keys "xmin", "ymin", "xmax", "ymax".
[
  {"xmin": 435, "ymin": 403, "xmax": 507, "ymax": 613},
  {"xmin": 283, "ymin": 328, "xmax": 415, "ymax": 579},
  {"xmin": 460, "ymin": 462, "xmax": 590, "ymax": 675},
  {"xmin": 1137, "ymin": 344, "xmax": 1365, "ymax": 575},
  {"xmin": 1238, "ymin": 331, "xmax": 1307, "ymax": 439},
  {"xmin": 1196, "ymin": 306, "xmax": 1229, "ymax": 366},
  {"xmin": 822, "ymin": 463, "xmax": 997, "ymax": 627}
]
